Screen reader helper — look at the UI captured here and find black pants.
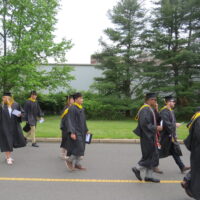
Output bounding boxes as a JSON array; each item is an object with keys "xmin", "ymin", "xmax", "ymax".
[{"xmin": 171, "ymin": 150, "xmax": 185, "ymax": 170}]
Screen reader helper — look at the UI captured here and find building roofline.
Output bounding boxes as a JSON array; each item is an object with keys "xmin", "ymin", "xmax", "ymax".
[{"xmin": 41, "ymin": 63, "xmax": 97, "ymax": 67}]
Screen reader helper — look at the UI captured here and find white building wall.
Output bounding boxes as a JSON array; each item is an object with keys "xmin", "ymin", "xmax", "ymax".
[
  {"xmin": 39, "ymin": 64, "xmax": 102, "ymax": 93},
  {"xmin": 69, "ymin": 64, "xmax": 102, "ymax": 91}
]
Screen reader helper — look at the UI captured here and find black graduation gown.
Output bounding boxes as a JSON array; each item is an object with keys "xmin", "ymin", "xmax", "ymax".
[
  {"xmin": 60, "ymin": 106, "xmax": 69, "ymax": 149},
  {"xmin": 66, "ymin": 105, "xmax": 88, "ymax": 157},
  {"xmin": 134, "ymin": 107, "xmax": 158, "ymax": 168},
  {"xmin": 0, "ymin": 102, "xmax": 26, "ymax": 152},
  {"xmin": 24, "ymin": 100, "xmax": 43, "ymax": 126},
  {"xmin": 159, "ymin": 108, "xmax": 182, "ymax": 158},
  {"xmin": 184, "ymin": 117, "xmax": 200, "ymax": 199}
]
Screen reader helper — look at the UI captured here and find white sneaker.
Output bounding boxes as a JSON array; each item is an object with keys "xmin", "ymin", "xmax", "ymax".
[
  {"xmin": 5, "ymin": 157, "xmax": 14, "ymax": 162},
  {"xmin": 6, "ymin": 158, "xmax": 13, "ymax": 165}
]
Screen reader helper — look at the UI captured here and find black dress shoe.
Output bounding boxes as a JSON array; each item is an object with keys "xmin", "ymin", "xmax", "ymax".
[
  {"xmin": 144, "ymin": 177, "xmax": 160, "ymax": 183},
  {"xmin": 181, "ymin": 182, "xmax": 193, "ymax": 198},
  {"xmin": 32, "ymin": 143, "xmax": 39, "ymax": 147},
  {"xmin": 132, "ymin": 167, "xmax": 142, "ymax": 181}
]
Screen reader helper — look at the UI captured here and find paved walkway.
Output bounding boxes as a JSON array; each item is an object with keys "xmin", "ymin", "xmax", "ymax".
[{"xmin": 0, "ymin": 143, "xmax": 192, "ymax": 200}]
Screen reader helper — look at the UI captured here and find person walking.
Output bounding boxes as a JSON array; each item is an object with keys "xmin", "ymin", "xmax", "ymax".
[
  {"xmin": 132, "ymin": 93, "xmax": 162, "ymax": 183},
  {"xmin": 0, "ymin": 92, "xmax": 26, "ymax": 165},
  {"xmin": 159, "ymin": 95, "xmax": 190, "ymax": 173},
  {"xmin": 24, "ymin": 91, "xmax": 43, "ymax": 147},
  {"xmin": 65, "ymin": 92, "xmax": 89, "ymax": 171}
]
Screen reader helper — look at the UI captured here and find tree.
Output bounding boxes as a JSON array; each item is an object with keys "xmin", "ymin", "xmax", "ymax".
[
  {"xmin": 92, "ymin": 0, "xmax": 146, "ymax": 101},
  {"xmin": 139, "ymin": 0, "xmax": 200, "ymax": 117},
  {"xmin": 0, "ymin": 0, "xmax": 73, "ymax": 93}
]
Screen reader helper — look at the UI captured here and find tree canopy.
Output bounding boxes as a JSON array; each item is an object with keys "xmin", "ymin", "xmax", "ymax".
[{"xmin": 0, "ymin": 0, "xmax": 73, "ymax": 93}]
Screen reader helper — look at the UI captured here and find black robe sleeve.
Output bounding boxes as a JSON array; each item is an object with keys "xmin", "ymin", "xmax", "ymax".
[
  {"xmin": 37, "ymin": 102, "xmax": 43, "ymax": 118},
  {"xmin": 23, "ymin": 100, "xmax": 29, "ymax": 122},
  {"xmin": 192, "ymin": 118, "xmax": 200, "ymax": 143},
  {"xmin": 65, "ymin": 106, "xmax": 76, "ymax": 134},
  {"xmin": 12, "ymin": 102, "xmax": 24, "ymax": 123},
  {"xmin": 160, "ymin": 109, "xmax": 176, "ymax": 136},
  {"xmin": 139, "ymin": 107, "xmax": 157, "ymax": 142}
]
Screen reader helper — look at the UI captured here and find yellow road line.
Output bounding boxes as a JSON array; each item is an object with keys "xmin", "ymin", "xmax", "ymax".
[{"xmin": 0, "ymin": 177, "xmax": 182, "ymax": 183}]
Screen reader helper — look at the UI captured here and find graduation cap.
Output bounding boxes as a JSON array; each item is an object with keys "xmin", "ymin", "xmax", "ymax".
[
  {"xmin": 145, "ymin": 92, "xmax": 157, "ymax": 100},
  {"xmin": 73, "ymin": 92, "xmax": 82, "ymax": 100},
  {"xmin": 164, "ymin": 95, "xmax": 176, "ymax": 102},
  {"xmin": 3, "ymin": 92, "xmax": 12, "ymax": 97}
]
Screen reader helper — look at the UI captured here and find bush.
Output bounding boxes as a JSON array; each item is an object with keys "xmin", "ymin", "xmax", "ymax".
[{"xmin": 13, "ymin": 91, "xmax": 197, "ymax": 121}]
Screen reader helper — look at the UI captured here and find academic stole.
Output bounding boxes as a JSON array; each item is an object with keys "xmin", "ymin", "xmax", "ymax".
[
  {"xmin": 187, "ymin": 112, "xmax": 200, "ymax": 130},
  {"xmin": 28, "ymin": 98, "xmax": 36, "ymax": 102},
  {"xmin": 61, "ymin": 108, "xmax": 69, "ymax": 119},
  {"xmin": 136, "ymin": 104, "xmax": 160, "ymax": 147},
  {"xmin": 73, "ymin": 102, "xmax": 83, "ymax": 109},
  {"xmin": 135, "ymin": 104, "xmax": 150, "ymax": 120}
]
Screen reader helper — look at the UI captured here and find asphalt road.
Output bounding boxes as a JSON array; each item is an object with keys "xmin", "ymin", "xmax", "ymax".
[{"xmin": 0, "ymin": 143, "xmax": 192, "ymax": 200}]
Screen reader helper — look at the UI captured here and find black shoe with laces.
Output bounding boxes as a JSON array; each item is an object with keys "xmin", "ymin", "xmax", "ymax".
[
  {"xmin": 32, "ymin": 143, "xmax": 39, "ymax": 147},
  {"xmin": 132, "ymin": 167, "xmax": 142, "ymax": 181},
  {"xmin": 144, "ymin": 177, "xmax": 160, "ymax": 183}
]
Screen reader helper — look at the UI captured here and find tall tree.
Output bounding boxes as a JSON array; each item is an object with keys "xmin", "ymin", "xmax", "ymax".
[
  {"xmin": 139, "ymin": 0, "xmax": 200, "ymax": 116},
  {"xmin": 92, "ymin": 0, "xmax": 146, "ymax": 100},
  {"xmin": 0, "ymin": 0, "xmax": 73, "ymax": 93}
]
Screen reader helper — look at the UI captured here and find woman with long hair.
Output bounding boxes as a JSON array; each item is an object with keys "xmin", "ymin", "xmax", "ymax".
[
  {"xmin": 60, "ymin": 95, "xmax": 74, "ymax": 159},
  {"xmin": 0, "ymin": 92, "xmax": 26, "ymax": 165}
]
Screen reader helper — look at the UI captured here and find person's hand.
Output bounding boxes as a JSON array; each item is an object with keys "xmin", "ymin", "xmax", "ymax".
[
  {"xmin": 176, "ymin": 123, "xmax": 181, "ymax": 128},
  {"xmin": 157, "ymin": 126, "xmax": 163, "ymax": 132},
  {"xmin": 71, "ymin": 133, "xmax": 77, "ymax": 140},
  {"xmin": 154, "ymin": 103, "xmax": 159, "ymax": 112}
]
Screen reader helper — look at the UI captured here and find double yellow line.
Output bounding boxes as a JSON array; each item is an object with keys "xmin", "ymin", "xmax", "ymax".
[{"xmin": 0, "ymin": 177, "xmax": 181, "ymax": 183}]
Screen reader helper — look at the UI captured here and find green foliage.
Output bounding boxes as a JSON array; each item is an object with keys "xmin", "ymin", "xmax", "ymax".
[
  {"xmin": 135, "ymin": 0, "xmax": 200, "ymax": 114},
  {"xmin": 83, "ymin": 93, "xmax": 135, "ymax": 120},
  {"xmin": 92, "ymin": 0, "xmax": 146, "ymax": 102},
  {"xmin": 22, "ymin": 116, "xmax": 189, "ymax": 139},
  {"xmin": 14, "ymin": 92, "xmax": 139, "ymax": 120},
  {"xmin": 91, "ymin": 0, "xmax": 200, "ymax": 119},
  {"xmin": 0, "ymin": 0, "xmax": 73, "ymax": 93}
]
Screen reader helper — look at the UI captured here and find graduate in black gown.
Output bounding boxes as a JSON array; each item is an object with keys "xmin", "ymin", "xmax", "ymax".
[
  {"xmin": 65, "ymin": 92, "xmax": 89, "ymax": 171},
  {"xmin": 0, "ymin": 92, "xmax": 26, "ymax": 165},
  {"xmin": 24, "ymin": 91, "xmax": 43, "ymax": 147},
  {"xmin": 159, "ymin": 95, "xmax": 190, "ymax": 173},
  {"xmin": 132, "ymin": 93, "xmax": 163, "ymax": 183},
  {"xmin": 60, "ymin": 95, "xmax": 74, "ymax": 160},
  {"xmin": 181, "ymin": 107, "xmax": 200, "ymax": 199}
]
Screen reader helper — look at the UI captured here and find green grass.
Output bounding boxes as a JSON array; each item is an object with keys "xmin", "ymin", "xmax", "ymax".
[{"xmin": 22, "ymin": 116, "xmax": 189, "ymax": 140}]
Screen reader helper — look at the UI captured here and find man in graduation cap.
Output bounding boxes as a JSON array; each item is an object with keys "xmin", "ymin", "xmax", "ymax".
[
  {"xmin": 65, "ymin": 92, "xmax": 89, "ymax": 171},
  {"xmin": 0, "ymin": 92, "xmax": 26, "ymax": 165},
  {"xmin": 24, "ymin": 91, "xmax": 43, "ymax": 147},
  {"xmin": 181, "ymin": 107, "xmax": 200, "ymax": 199},
  {"xmin": 132, "ymin": 93, "xmax": 162, "ymax": 183},
  {"xmin": 159, "ymin": 95, "xmax": 190, "ymax": 173}
]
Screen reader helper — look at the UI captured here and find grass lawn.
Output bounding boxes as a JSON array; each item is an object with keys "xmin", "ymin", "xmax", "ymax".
[{"xmin": 22, "ymin": 116, "xmax": 189, "ymax": 140}]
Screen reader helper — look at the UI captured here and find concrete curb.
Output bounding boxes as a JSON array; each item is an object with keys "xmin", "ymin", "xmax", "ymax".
[{"xmin": 33, "ymin": 138, "xmax": 184, "ymax": 144}]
